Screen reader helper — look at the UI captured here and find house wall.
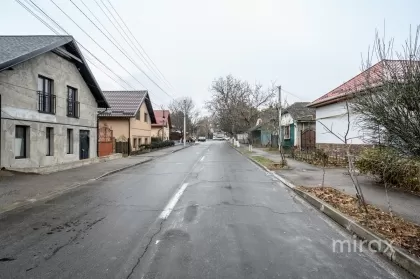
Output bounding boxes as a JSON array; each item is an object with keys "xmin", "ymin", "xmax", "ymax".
[
  {"xmin": 0, "ymin": 51, "xmax": 98, "ymax": 171},
  {"xmin": 316, "ymin": 101, "xmax": 366, "ymax": 144},
  {"xmin": 151, "ymin": 125, "xmax": 170, "ymax": 141},
  {"xmin": 98, "ymin": 118, "xmax": 129, "ymax": 141},
  {"xmin": 130, "ymin": 102, "xmax": 152, "ymax": 148}
]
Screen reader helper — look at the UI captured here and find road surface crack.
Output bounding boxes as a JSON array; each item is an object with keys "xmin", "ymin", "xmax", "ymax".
[
  {"xmin": 126, "ymin": 218, "xmax": 165, "ymax": 279},
  {"xmin": 43, "ymin": 216, "xmax": 106, "ymax": 261}
]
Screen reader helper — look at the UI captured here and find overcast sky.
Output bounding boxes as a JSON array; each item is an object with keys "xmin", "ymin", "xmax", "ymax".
[{"xmin": 1, "ymin": 0, "xmax": 419, "ymax": 112}]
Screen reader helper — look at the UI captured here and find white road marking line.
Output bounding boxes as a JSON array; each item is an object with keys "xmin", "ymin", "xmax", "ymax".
[
  {"xmin": 200, "ymin": 155, "xmax": 205, "ymax": 162},
  {"xmin": 159, "ymin": 183, "xmax": 189, "ymax": 219}
]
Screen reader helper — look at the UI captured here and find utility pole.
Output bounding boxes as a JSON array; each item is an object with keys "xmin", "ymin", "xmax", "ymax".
[
  {"xmin": 183, "ymin": 100, "xmax": 186, "ymax": 147},
  {"xmin": 278, "ymin": 85, "xmax": 282, "ymax": 151}
]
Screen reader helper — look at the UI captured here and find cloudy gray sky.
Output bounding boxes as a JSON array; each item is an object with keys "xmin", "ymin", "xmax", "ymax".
[{"xmin": 1, "ymin": 0, "xmax": 419, "ymax": 111}]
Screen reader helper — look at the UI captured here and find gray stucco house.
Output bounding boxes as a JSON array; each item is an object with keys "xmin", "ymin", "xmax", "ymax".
[{"xmin": 0, "ymin": 35, "xmax": 109, "ymax": 172}]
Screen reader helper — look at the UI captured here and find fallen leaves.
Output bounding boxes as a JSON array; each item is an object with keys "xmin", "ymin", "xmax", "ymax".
[{"xmin": 298, "ymin": 186, "xmax": 420, "ymax": 258}]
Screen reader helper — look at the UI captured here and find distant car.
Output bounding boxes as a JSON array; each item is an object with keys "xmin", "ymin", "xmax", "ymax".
[{"xmin": 198, "ymin": 136, "xmax": 206, "ymax": 142}]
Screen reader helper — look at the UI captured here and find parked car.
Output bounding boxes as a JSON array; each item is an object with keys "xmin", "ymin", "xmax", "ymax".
[{"xmin": 198, "ymin": 136, "xmax": 206, "ymax": 142}]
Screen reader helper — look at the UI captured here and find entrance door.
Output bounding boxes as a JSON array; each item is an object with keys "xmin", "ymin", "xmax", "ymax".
[{"xmin": 79, "ymin": 130, "xmax": 90, "ymax": 160}]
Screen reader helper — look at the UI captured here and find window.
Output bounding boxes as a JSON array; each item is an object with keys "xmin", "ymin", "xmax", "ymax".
[
  {"xmin": 67, "ymin": 86, "xmax": 80, "ymax": 118},
  {"xmin": 139, "ymin": 137, "xmax": 143, "ymax": 145},
  {"xmin": 67, "ymin": 129, "xmax": 74, "ymax": 154},
  {"xmin": 284, "ymin": 125, "xmax": 291, "ymax": 139},
  {"xmin": 37, "ymin": 76, "xmax": 55, "ymax": 114},
  {"xmin": 15, "ymin": 126, "xmax": 28, "ymax": 159},
  {"xmin": 46, "ymin": 127, "xmax": 54, "ymax": 156},
  {"xmin": 145, "ymin": 137, "xmax": 148, "ymax": 144},
  {"xmin": 135, "ymin": 110, "xmax": 140, "ymax": 120},
  {"xmin": 144, "ymin": 112, "xmax": 148, "ymax": 123},
  {"xmin": 133, "ymin": 138, "xmax": 137, "ymax": 149}
]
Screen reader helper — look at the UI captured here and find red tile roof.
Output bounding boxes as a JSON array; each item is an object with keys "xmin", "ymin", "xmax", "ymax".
[
  {"xmin": 152, "ymin": 110, "xmax": 171, "ymax": 127},
  {"xmin": 308, "ymin": 60, "xmax": 411, "ymax": 108}
]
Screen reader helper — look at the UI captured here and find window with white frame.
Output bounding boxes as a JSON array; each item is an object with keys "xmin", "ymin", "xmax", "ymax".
[{"xmin": 284, "ymin": 125, "xmax": 291, "ymax": 139}]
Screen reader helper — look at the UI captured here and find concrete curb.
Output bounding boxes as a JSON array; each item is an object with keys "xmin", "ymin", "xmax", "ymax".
[
  {"xmin": 233, "ymin": 145, "xmax": 420, "ymax": 278},
  {"xmin": 293, "ymin": 187, "xmax": 420, "ymax": 278},
  {"xmin": 233, "ymin": 147, "xmax": 296, "ymax": 189},
  {"xmin": 0, "ymin": 145, "xmax": 193, "ymax": 217}
]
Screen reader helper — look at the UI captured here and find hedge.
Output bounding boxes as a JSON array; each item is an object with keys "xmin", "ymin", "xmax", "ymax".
[
  {"xmin": 355, "ymin": 148, "xmax": 420, "ymax": 192},
  {"xmin": 130, "ymin": 140, "xmax": 175, "ymax": 155}
]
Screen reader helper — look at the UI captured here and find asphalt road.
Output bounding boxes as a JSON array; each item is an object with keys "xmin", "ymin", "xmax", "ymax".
[{"xmin": 0, "ymin": 141, "xmax": 413, "ymax": 279}]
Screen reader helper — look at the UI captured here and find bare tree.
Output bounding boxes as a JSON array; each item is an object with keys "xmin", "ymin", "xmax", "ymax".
[
  {"xmin": 318, "ymin": 100, "xmax": 368, "ymax": 213},
  {"xmin": 169, "ymin": 97, "xmax": 197, "ymax": 138},
  {"xmin": 352, "ymin": 26, "xmax": 420, "ymax": 156},
  {"xmin": 347, "ymin": 26, "xmax": 420, "ymax": 216},
  {"xmin": 206, "ymin": 75, "xmax": 275, "ymax": 137}
]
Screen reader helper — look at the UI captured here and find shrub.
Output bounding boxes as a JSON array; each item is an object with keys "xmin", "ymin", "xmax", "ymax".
[
  {"xmin": 150, "ymin": 140, "xmax": 174, "ymax": 149},
  {"xmin": 355, "ymin": 148, "xmax": 420, "ymax": 192},
  {"xmin": 151, "ymin": 137, "xmax": 162, "ymax": 143}
]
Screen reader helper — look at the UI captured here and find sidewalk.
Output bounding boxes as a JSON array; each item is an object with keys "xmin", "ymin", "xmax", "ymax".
[
  {"xmin": 0, "ymin": 144, "xmax": 191, "ymax": 215},
  {"xmin": 241, "ymin": 146, "xmax": 420, "ymax": 225}
]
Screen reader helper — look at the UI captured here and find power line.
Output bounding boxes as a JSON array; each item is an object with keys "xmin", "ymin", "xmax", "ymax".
[
  {"xmin": 17, "ymin": 0, "xmax": 57, "ymax": 34},
  {"xmin": 70, "ymin": 0, "xmax": 155, "ymax": 86},
  {"xmin": 16, "ymin": 0, "xmax": 166, "ymax": 110},
  {"xmin": 281, "ymin": 88, "xmax": 304, "ymax": 101},
  {"xmin": 48, "ymin": 0, "xmax": 150, "ymax": 89},
  {"xmin": 1, "ymin": 109, "xmax": 92, "ymax": 139},
  {"xmin": 106, "ymin": 0, "xmax": 176, "ymax": 92},
  {"xmin": 50, "ymin": 0, "xmax": 175, "ymax": 101},
  {"xmin": 79, "ymin": 0, "xmax": 124, "ymax": 50},
  {"xmin": 93, "ymin": 0, "xmax": 170, "ymax": 92},
  {"xmin": 0, "ymin": 81, "xmax": 100, "ymax": 110},
  {"xmin": 23, "ymin": 0, "xmax": 134, "ymax": 91},
  {"xmin": 0, "ymin": 79, "xmax": 163, "ymax": 110}
]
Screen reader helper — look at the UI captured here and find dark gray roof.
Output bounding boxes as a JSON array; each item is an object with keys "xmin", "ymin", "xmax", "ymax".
[
  {"xmin": 0, "ymin": 35, "xmax": 109, "ymax": 108},
  {"xmin": 282, "ymin": 102, "xmax": 315, "ymax": 121},
  {"xmin": 99, "ymin": 91, "xmax": 156, "ymax": 123}
]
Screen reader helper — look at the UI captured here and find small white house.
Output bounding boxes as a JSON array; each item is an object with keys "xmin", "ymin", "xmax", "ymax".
[{"xmin": 308, "ymin": 60, "xmax": 402, "ymax": 150}]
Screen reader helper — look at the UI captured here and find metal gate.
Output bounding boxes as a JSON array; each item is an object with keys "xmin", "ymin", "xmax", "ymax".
[
  {"xmin": 115, "ymin": 140, "xmax": 130, "ymax": 155},
  {"xmin": 301, "ymin": 128, "xmax": 315, "ymax": 150},
  {"xmin": 98, "ymin": 126, "xmax": 113, "ymax": 157},
  {"xmin": 79, "ymin": 130, "xmax": 90, "ymax": 160}
]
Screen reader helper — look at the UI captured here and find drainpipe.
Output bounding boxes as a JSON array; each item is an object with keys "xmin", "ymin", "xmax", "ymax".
[{"xmin": 128, "ymin": 118, "xmax": 131, "ymax": 155}]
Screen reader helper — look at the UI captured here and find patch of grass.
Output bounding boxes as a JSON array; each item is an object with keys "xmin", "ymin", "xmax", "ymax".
[
  {"xmin": 252, "ymin": 156, "xmax": 284, "ymax": 170},
  {"xmin": 298, "ymin": 186, "xmax": 420, "ymax": 258}
]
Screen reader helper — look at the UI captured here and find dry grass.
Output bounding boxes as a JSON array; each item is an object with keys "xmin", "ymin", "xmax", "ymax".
[
  {"xmin": 251, "ymin": 156, "xmax": 284, "ymax": 170},
  {"xmin": 298, "ymin": 186, "xmax": 420, "ymax": 258}
]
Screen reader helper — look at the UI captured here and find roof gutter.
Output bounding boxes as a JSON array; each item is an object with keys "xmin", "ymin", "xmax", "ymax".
[{"xmin": 308, "ymin": 94, "xmax": 355, "ymax": 108}]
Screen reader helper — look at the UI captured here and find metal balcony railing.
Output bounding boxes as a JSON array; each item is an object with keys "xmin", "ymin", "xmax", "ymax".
[{"xmin": 37, "ymin": 91, "xmax": 56, "ymax": 114}]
